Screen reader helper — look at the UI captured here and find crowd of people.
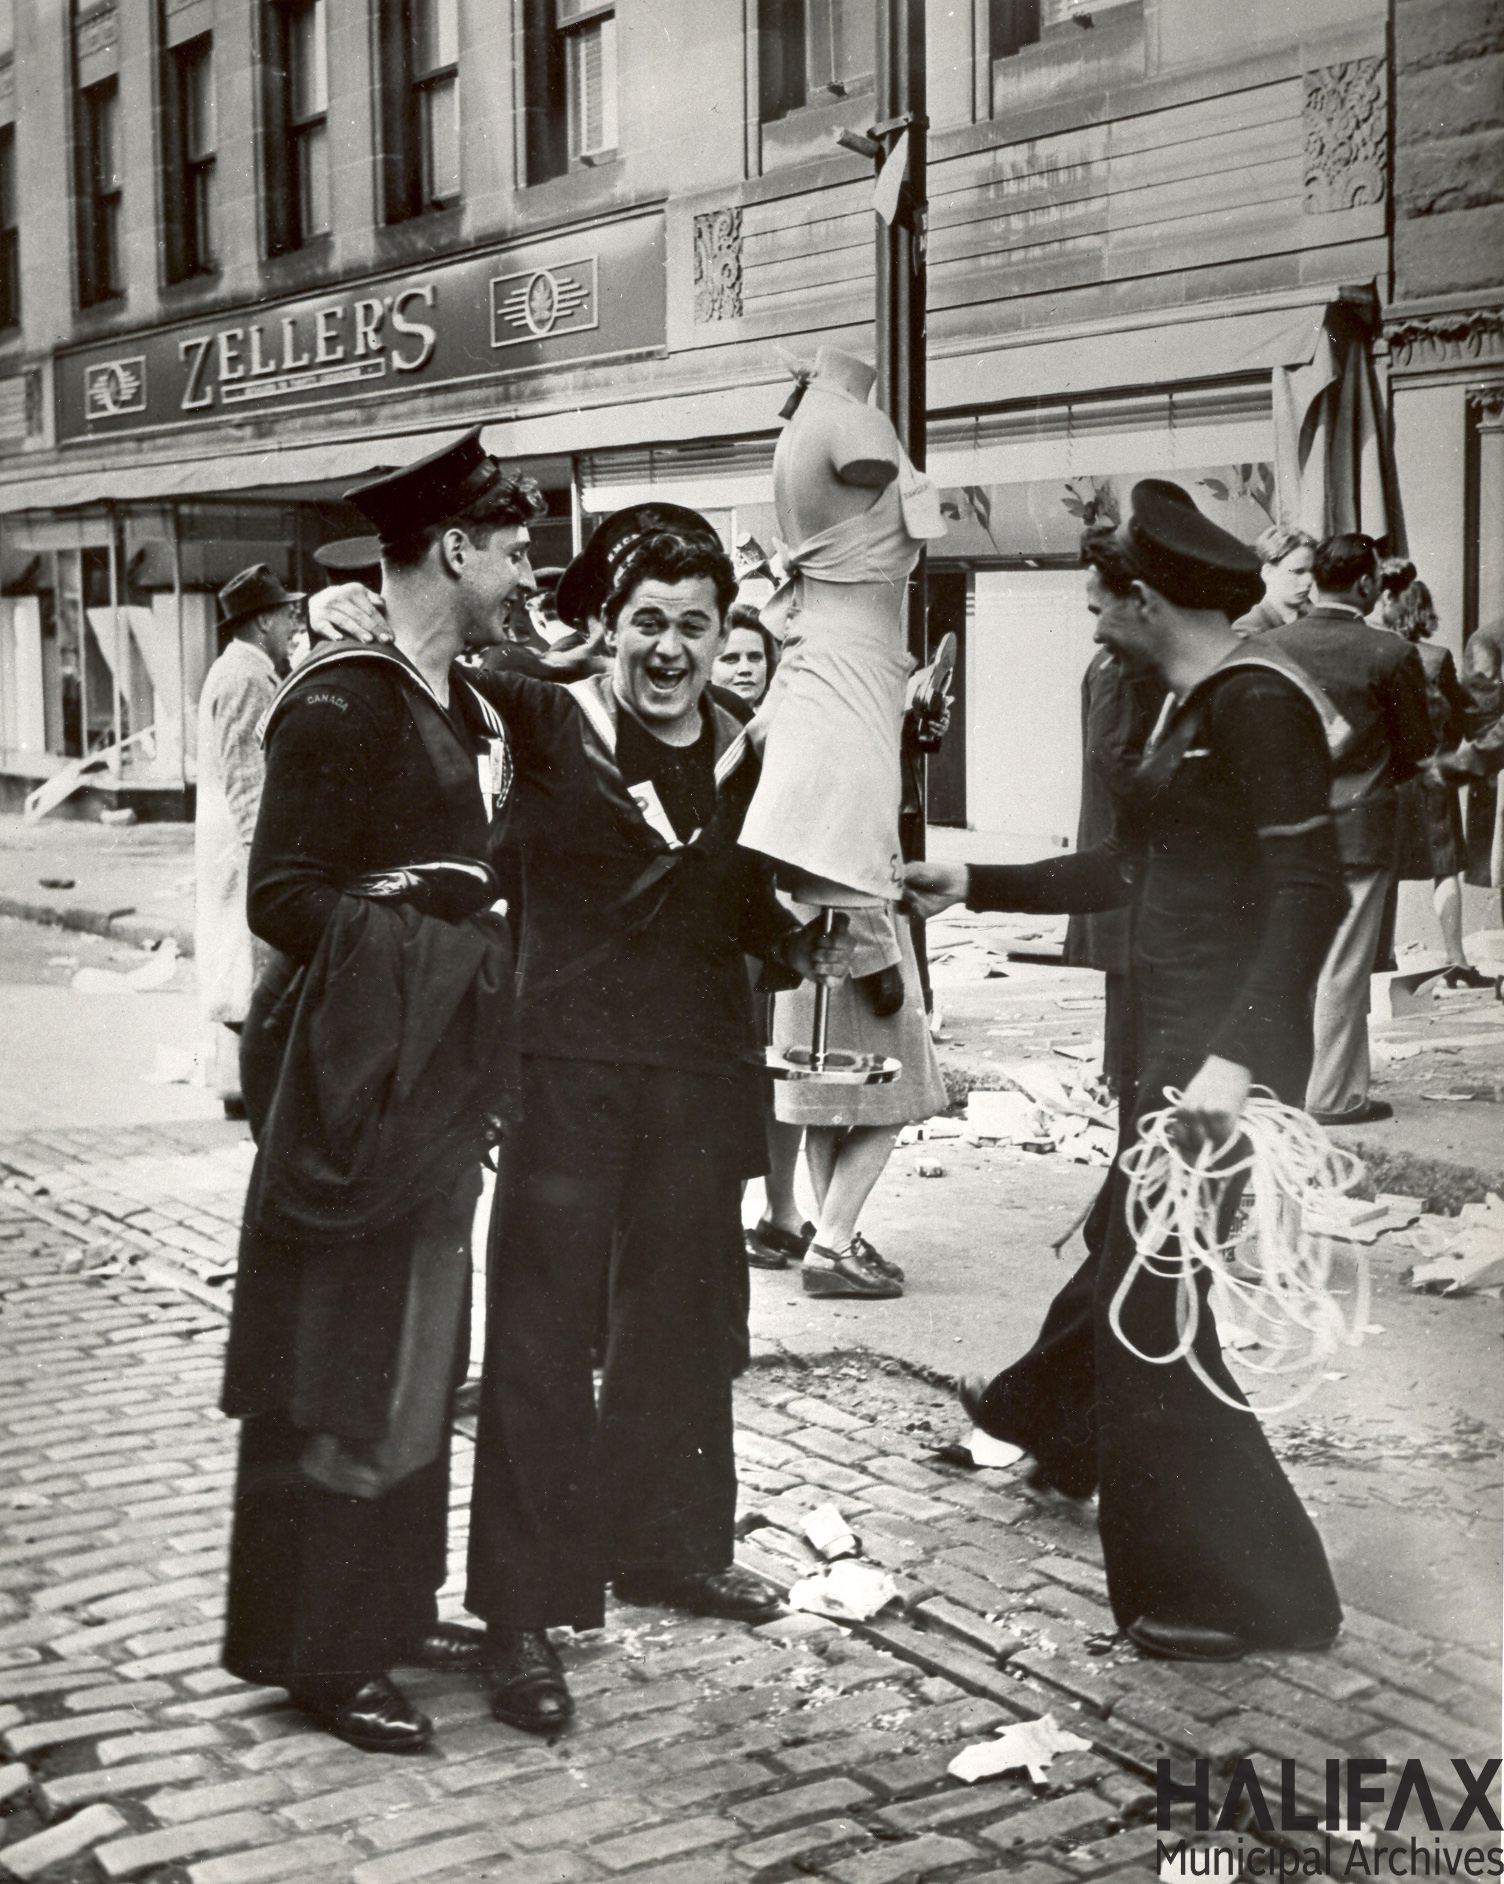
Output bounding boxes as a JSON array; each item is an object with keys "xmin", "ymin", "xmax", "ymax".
[{"xmin": 191, "ymin": 428, "xmax": 1504, "ymax": 1755}]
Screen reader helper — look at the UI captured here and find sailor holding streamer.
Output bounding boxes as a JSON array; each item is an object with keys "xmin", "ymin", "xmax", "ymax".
[{"xmin": 905, "ymin": 481, "xmax": 1349, "ymax": 1664}]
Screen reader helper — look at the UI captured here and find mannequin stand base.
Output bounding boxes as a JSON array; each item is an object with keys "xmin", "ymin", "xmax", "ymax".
[{"xmin": 764, "ymin": 1046, "xmax": 900, "ymax": 1085}]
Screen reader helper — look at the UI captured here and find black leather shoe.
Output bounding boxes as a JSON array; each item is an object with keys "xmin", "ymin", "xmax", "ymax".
[
  {"xmin": 1309, "ymin": 1099, "xmax": 1393, "ymax": 1126},
  {"xmin": 484, "ymin": 1629, "xmax": 572, "ymax": 1735},
  {"xmin": 298, "ymin": 1674, "xmax": 433, "ymax": 1753},
  {"xmin": 1128, "ymin": 1617, "xmax": 1246, "ymax": 1662},
  {"xmin": 398, "ymin": 1622, "xmax": 486, "ymax": 1672},
  {"xmin": 614, "ymin": 1565, "xmax": 781, "ymax": 1622}
]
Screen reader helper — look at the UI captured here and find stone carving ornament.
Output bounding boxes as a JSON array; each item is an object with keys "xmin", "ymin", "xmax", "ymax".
[
  {"xmin": 693, "ymin": 208, "xmax": 743, "ymax": 323},
  {"xmin": 1303, "ymin": 57, "xmax": 1386, "ymax": 215}
]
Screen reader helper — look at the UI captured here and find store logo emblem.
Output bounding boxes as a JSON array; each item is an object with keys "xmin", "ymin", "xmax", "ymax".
[
  {"xmin": 84, "ymin": 357, "xmax": 147, "ymax": 419},
  {"xmin": 490, "ymin": 260, "xmax": 598, "ymax": 348}
]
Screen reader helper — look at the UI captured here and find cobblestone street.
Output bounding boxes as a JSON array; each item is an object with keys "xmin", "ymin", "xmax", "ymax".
[{"xmin": 1, "ymin": 1157, "xmax": 1499, "ymax": 1884}]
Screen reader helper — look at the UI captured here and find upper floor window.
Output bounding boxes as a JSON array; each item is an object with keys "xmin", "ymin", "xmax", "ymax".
[
  {"xmin": 522, "ymin": 0, "xmax": 617, "ymax": 185},
  {"xmin": 77, "ymin": 76, "xmax": 122, "ymax": 305},
  {"xmin": 379, "ymin": 0, "xmax": 459, "ymax": 223},
  {"xmin": 990, "ymin": 0, "xmax": 1041, "ymax": 59},
  {"xmin": 759, "ymin": 0, "xmax": 873, "ymax": 121},
  {"xmin": 0, "ymin": 125, "xmax": 18, "ymax": 330},
  {"xmin": 266, "ymin": 0, "xmax": 330, "ymax": 252},
  {"xmin": 165, "ymin": 34, "xmax": 216, "ymax": 280}
]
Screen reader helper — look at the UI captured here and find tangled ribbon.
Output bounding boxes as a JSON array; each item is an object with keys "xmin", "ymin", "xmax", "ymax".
[{"xmin": 1112, "ymin": 1090, "xmax": 1370, "ymax": 1415}]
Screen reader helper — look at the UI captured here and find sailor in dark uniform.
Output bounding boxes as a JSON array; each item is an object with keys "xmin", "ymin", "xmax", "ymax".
[
  {"xmin": 309, "ymin": 506, "xmax": 855, "ymax": 1737},
  {"xmin": 906, "ymin": 482, "xmax": 1348, "ymax": 1664},
  {"xmin": 221, "ymin": 431, "xmax": 541, "ymax": 1754}
]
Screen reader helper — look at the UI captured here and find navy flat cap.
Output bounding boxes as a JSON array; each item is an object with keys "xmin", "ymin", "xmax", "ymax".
[{"xmin": 555, "ymin": 502, "xmax": 720, "ymax": 628}]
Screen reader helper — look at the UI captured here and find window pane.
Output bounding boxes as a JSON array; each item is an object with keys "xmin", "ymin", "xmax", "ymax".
[
  {"xmin": 566, "ymin": 15, "xmax": 615, "ymax": 158},
  {"xmin": 289, "ymin": 0, "xmax": 327, "ymax": 119},
  {"xmin": 92, "ymin": 84, "xmax": 121, "ymax": 189},
  {"xmin": 413, "ymin": 0, "xmax": 458, "ymax": 74},
  {"xmin": 0, "ymin": 128, "xmax": 14, "ymax": 227},
  {"xmin": 297, "ymin": 120, "xmax": 330, "ymax": 236},
  {"xmin": 420, "ymin": 74, "xmax": 459, "ymax": 203},
  {"xmin": 192, "ymin": 164, "xmax": 214, "ymax": 263},
  {"xmin": 807, "ymin": 0, "xmax": 874, "ymax": 91},
  {"xmin": 0, "ymin": 0, "xmax": 14, "ymax": 61},
  {"xmin": 183, "ymin": 41, "xmax": 215, "ymax": 161}
]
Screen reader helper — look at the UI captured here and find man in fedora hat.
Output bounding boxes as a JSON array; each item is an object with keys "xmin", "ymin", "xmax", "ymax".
[
  {"xmin": 905, "ymin": 481, "xmax": 1349, "ymax": 1666},
  {"xmin": 194, "ymin": 565, "xmax": 305, "ymax": 1119},
  {"xmin": 309, "ymin": 494, "xmax": 853, "ymax": 1737},
  {"xmin": 220, "ymin": 432, "xmax": 539, "ymax": 1755}
]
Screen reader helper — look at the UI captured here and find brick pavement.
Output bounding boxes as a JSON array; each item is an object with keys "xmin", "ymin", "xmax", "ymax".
[{"xmin": 0, "ymin": 1178, "xmax": 1500, "ymax": 1882}]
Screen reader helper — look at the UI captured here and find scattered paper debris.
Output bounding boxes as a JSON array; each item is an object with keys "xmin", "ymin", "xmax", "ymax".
[
  {"xmin": 949, "ymin": 1713, "xmax": 1094, "ymax": 1785},
  {"xmin": 967, "ymin": 1428, "xmax": 1025, "ymax": 1468},
  {"xmin": 1303, "ymin": 1195, "xmax": 1421, "ymax": 1243},
  {"xmin": 72, "ymin": 939, "xmax": 179, "ymax": 995},
  {"xmin": 1406, "ymin": 1195, "xmax": 1504, "ymax": 1294},
  {"xmin": 787, "ymin": 1560, "xmax": 900, "ymax": 1622},
  {"xmin": 801, "ymin": 1503, "xmax": 858, "ymax": 1560}
]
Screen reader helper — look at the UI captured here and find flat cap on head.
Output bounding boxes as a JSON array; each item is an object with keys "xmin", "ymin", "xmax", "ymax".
[
  {"xmin": 345, "ymin": 426, "xmax": 506, "ymax": 545},
  {"xmin": 555, "ymin": 502, "xmax": 720, "ymax": 627},
  {"xmin": 218, "ymin": 563, "xmax": 304, "ymax": 632}
]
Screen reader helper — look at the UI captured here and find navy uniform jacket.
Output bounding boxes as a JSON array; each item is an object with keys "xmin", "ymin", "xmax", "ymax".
[{"xmin": 466, "ymin": 668, "xmax": 800, "ymax": 1078}]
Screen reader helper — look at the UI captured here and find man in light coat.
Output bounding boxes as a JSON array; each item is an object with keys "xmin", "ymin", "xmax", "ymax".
[{"xmin": 194, "ymin": 565, "xmax": 303, "ymax": 1118}]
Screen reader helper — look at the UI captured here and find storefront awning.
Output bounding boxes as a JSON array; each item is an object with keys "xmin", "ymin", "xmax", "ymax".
[
  {"xmin": 0, "ymin": 427, "xmax": 475, "ymax": 516},
  {"xmin": 928, "ymin": 296, "xmax": 1334, "ymax": 410}
]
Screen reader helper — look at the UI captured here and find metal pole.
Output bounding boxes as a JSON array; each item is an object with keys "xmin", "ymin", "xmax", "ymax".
[
  {"xmin": 107, "ymin": 505, "xmax": 123, "ymax": 776},
  {"xmin": 875, "ymin": 0, "xmax": 931, "ymax": 1028}
]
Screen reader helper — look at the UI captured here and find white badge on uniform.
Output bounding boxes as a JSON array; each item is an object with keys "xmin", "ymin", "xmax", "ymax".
[
  {"xmin": 626, "ymin": 779, "xmax": 683, "ymax": 849},
  {"xmin": 478, "ymin": 737, "xmax": 509, "ymax": 817}
]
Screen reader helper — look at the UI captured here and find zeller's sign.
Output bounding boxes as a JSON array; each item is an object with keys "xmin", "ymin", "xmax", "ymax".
[{"xmin": 56, "ymin": 215, "xmax": 663, "ymax": 443}]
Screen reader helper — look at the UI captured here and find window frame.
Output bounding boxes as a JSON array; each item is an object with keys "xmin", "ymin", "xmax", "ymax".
[
  {"xmin": 77, "ymin": 74, "xmax": 122, "ymax": 307},
  {"xmin": 379, "ymin": 0, "xmax": 460, "ymax": 225},
  {"xmin": 0, "ymin": 123, "xmax": 18, "ymax": 331},
  {"xmin": 265, "ymin": 0, "xmax": 330, "ymax": 254},
  {"xmin": 519, "ymin": 0, "xmax": 619, "ymax": 186},
  {"xmin": 165, "ymin": 32, "xmax": 216, "ymax": 282}
]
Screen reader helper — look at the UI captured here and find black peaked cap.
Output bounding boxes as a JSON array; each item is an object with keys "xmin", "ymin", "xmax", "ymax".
[{"xmin": 345, "ymin": 426, "xmax": 505, "ymax": 544}]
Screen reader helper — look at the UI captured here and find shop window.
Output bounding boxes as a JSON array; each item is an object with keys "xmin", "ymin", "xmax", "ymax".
[
  {"xmin": 165, "ymin": 34, "xmax": 217, "ymax": 281},
  {"xmin": 521, "ymin": 0, "xmax": 617, "ymax": 186},
  {"xmin": 76, "ymin": 76, "xmax": 122, "ymax": 306},
  {"xmin": 265, "ymin": 0, "xmax": 330, "ymax": 253},
  {"xmin": 379, "ymin": 0, "xmax": 460, "ymax": 223},
  {"xmin": 758, "ymin": 0, "xmax": 873, "ymax": 122},
  {"xmin": 989, "ymin": 0, "xmax": 1040, "ymax": 59},
  {"xmin": 0, "ymin": 125, "xmax": 18, "ymax": 332}
]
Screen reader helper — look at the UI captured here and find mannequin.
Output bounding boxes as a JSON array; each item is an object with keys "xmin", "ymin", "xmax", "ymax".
[{"xmin": 741, "ymin": 347, "xmax": 945, "ymax": 928}]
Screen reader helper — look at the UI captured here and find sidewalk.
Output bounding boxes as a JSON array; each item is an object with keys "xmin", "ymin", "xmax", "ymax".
[
  {"xmin": 0, "ymin": 1140, "xmax": 1499, "ymax": 1883},
  {"xmin": 0, "ymin": 825, "xmax": 195, "ymax": 958}
]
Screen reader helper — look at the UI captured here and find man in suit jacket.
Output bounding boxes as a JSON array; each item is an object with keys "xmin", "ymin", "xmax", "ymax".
[{"xmin": 1267, "ymin": 534, "xmax": 1433, "ymax": 1124}]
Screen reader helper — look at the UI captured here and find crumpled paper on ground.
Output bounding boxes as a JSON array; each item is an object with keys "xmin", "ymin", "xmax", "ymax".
[
  {"xmin": 1408, "ymin": 1194, "xmax": 1504, "ymax": 1295},
  {"xmin": 966, "ymin": 1070, "xmax": 1115, "ymax": 1165},
  {"xmin": 949, "ymin": 1712, "xmax": 1094, "ymax": 1785},
  {"xmin": 966, "ymin": 1428, "xmax": 1025, "ymax": 1468},
  {"xmin": 787, "ymin": 1559, "xmax": 900, "ymax": 1622},
  {"xmin": 72, "ymin": 940, "xmax": 178, "ymax": 994}
]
